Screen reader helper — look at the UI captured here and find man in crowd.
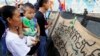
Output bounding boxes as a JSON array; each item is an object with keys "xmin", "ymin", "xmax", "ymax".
[{"xmin": 35, "ymin": 0, "xmax": 52, "ymax": 56}]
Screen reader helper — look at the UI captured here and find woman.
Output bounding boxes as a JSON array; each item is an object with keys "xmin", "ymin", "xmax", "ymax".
[{"xmin": 1, "ymin": 5, "xmax": 37, "ymax": 56}]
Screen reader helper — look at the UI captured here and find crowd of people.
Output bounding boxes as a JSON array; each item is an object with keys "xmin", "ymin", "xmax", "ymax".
[{"xmin": 0, "ymin": 0, "xmax": 52, "ymax": 56}]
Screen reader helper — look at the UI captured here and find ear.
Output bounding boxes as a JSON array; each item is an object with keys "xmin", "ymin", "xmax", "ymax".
[{"xmin": 7, "ymin": 17, "xmax": 12, "ymax": 23}]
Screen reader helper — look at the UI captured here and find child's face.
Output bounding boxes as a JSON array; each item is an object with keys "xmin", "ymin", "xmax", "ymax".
[{"xmin": 24, "ymin": 7, "xmax": 35, "ymax": 20}]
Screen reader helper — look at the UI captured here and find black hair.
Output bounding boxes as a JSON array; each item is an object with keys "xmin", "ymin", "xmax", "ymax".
[
  {"xmin": 23, "ymin": 3, "xmax": 34, "ymax": 13},
  {"xmin": 18, "ymin": 4, "xmax": 24, "ymax": 8},
  {"xmin": 1, "ymin": 5, "xmax": 17, "ymax": 23},
  {"xmin": 34, "ymin": 3, "xmax": 39, "ymax": 12},
  {"xmin": 38, "ymin": 0, "xmax": 49, "ymax": 7}
]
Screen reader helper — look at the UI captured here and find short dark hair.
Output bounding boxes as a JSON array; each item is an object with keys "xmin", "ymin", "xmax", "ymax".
[
  {"xmin": 38, "ymin": 0, "xmax": 49, "ymax": 7},
  {"xmin": 18, "ymin": 4, "xmax": 24, "ymax": 8},
  {"xmin": 34, "ymin": 3, "xmax": 39, "ymax": 12},
  {"xmin": 23, "ymin": 3, "xmax": 34, "ymax": 13},
  {"xmin": 1, "ymin": 5, "xmax": 17, "ymax": 23}
]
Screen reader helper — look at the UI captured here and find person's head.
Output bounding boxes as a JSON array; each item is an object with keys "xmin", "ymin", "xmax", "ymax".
[
  {"xmin": 84, "ymin": 8, "xmax": 87, "ymax": 11},
  {"xmin": 34, "ymin": 3, "xmax": 39, "ymax": 12},
  {"xmin": 18, "ymin": 4, "xmax": 24, "ymax": 8},
  {"xmin": 38, "ymin": 0, "xmax": 50, "ymax": 11},
  {"xmin": 23, "ymin": 3, "xmax": 35, "ymax": 20},
  {"xmin": 1, "ymin": 5, "xmax": 21, "ymax": 28}
]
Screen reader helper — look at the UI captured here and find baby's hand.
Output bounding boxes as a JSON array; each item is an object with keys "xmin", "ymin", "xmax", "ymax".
[{"xmin": 31, "ymin": 39, "xmax": 38, "ymax": 45}]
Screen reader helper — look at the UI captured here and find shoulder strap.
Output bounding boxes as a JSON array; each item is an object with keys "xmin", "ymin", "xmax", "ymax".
[{"xmin": 1, "ymin": 29, "xmax": 8, "ymax": 56}]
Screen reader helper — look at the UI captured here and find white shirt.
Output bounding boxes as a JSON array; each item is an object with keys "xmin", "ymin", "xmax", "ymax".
[{"xmin": 6, "ymin": 30, "xmax": 30, "ymax": 56}]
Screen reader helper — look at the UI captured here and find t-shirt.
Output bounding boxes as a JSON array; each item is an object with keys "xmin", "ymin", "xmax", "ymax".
[
  {"xmin": 6, "ymin": 29, "xmax": 30, "ymax": 56},
  {"xmin": 35, "ymin": 11, "xmax": 47, "ymax": 36},
  {"xmin": 21, "ymin": 17, "xmax": 37, "ymax": 36}
]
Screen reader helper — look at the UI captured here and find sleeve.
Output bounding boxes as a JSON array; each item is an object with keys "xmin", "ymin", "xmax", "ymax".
[
  {"xmin": 35, "ymin": 14, "xmax": 45, "ymax": 28},
  {"xmin": 8, "ymin": 39, "xmax": 30, "ymax": 56},
  {"xmin": 21, "ymin": 18, "xmax": 27, "ymax": 28},
  {"xmin": 21, "ymin": 17, "xmax": 29, "ymax": 28}
]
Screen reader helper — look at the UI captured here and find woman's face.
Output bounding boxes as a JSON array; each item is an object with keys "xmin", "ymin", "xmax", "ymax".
[{"xmin": 9, "ymin": 9, "xmax": 21, "ymax": 27}]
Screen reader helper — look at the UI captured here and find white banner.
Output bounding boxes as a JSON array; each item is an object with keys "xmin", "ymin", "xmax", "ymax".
[{"xmin": 49, "ymin": 12, "xmax": 100, "ymax": 56}]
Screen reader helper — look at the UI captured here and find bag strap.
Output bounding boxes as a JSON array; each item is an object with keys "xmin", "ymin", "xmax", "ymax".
[{"xmin": 1, "ymin": 29, "xmax": 8, "ymax": 56}]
